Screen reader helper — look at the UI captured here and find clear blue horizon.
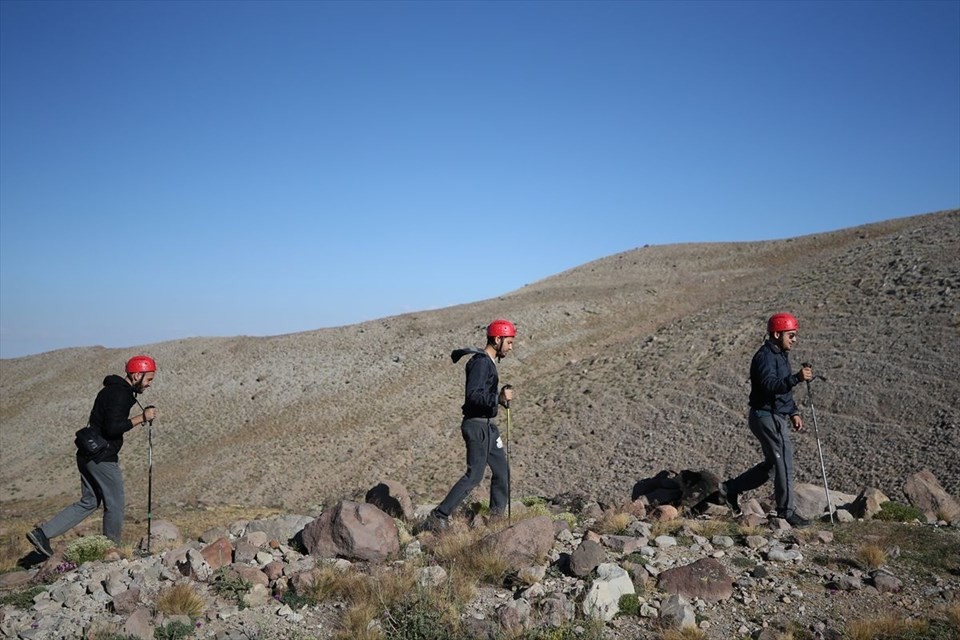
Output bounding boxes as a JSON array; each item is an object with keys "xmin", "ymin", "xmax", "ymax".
[{"xmin": 2, "ymin": 0, "xmax": 958, "ymax": 359}]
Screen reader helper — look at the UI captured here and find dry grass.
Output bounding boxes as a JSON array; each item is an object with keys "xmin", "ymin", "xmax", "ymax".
[
  {"xmin": 333, "ymin": 600, "xmax": 381, "ymax": 640},
  {"xmin": 856, "ymin": 543, "xmax": 887, "ymax": 570},
  {"xmin": 946, "ymin": 601, "xmax": 960, "ymax": 628},
  {"xmin": 650, "ymin": 519, "xmax": 687, "ymax": 538},
  {"xmin": 430, "ymin": 524, "xmax": 510, "ymax": 586},
  {"xmin": 659, "ymin": 627, "xmax": 708, "ymax": 640},
  {"xmin": 596, "ymin": 511, "xmax": 633, "ymax": 534},
  {"xmin": 156, "ymin": 582, "xmax": 206, "ymax": 617},
  {"xmin": 846, "ymin": 614, "xmax": 928, "ymax": 640},
  {"xmin": 319, "ymin": 560, "xmax": 463, "ymax": 640},
  {"xmin": 736, "ymin": 524, "xmax": 766, "ymax": 537},
  {"xmin": 86, "ymin": 621, "xmax": 127, "ymax": 640},
  {"xmin": 302, "ymin": 564, "xmax": 372, "ymax": 604},
  {"xmin": 687, "ymin": 519, "xmax": 735, "ymax": 539}
]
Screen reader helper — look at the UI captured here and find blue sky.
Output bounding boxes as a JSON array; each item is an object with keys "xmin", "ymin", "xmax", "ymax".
[{"xmin": 1, "ymin": 0, "xmax": 958, "ymax": 359}]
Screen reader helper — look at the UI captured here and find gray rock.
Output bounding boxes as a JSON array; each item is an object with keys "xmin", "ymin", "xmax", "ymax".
[
  {"xmin": 657, "ymin": 557, "xmax": 733, "ymax": 602},
  {"xmin": 569, "ymin": 540, "xmax": 605, "ymax": 577},
  {"xmin": 660, "ymin": 593, "xmax": 696, "ymax": 629},
  {"xmin": 582, "ymin": 563, "xmax": 635, "ymax": 621}
]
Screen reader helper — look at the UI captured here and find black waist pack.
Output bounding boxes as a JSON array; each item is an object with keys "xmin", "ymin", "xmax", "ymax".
[{"xmin": 75, "ymin": 425, "xmax": 110, "ymax": 458}]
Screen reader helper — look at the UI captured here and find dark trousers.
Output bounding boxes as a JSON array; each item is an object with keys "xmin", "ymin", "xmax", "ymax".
[
  {"xmin": 41, "ymin": 455, "xmax": 126, "ymax": 544},
  {"xmin": 436, "ymin": 417, "xmax": 510, "ymax": 518},
  {"xmin": 725, "ymin": 410, "xmax": 796, "ymax": 517}
]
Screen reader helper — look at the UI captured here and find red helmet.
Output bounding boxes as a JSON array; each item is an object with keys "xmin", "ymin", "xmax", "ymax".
[
  {"xmin": 487, "ymin": 319, "xmax": 516, "ymax": 338},
  {"xmin": 767, "ymin": 313, "xmax": 799, "ymax": 334},
  {"xmin": 125, "ymin": 355, "xmax": 157, "ymax": 373}
]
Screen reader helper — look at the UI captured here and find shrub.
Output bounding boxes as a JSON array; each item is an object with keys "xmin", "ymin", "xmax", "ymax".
[
  {"xmin": 156, "ymin": 583, "xmax": 205, "ymax": 617},
  {"xmin": 86, "ymin": 621, "xmax": 141, "ymax": 640},
  {"xmin": 617, "ymin": 592, "xmax": 640, "ymax": 616},
  {"xmin": 63, "ymin": 535, "xmax": 114, "ymax": 564},
  {"xmin": 0, "ymin": 586, "xmax": 45, "ymax": 609},
  {"xmin": 154, "ymin": 620, "xmax": 195, "ymax": 640},
  {"xmin": 510, "ymin": 620, "xmax": 606, "ymax": 639},
  {"xmin": 659, "ymin": 628, "xmax": 708, "ymax": 640},
  {"xmin": 211, "ymin": 567, "xmax": 252, "ymax": 607},
  {"xmin": 381, "ymin": 596, "xmax": 453, "ymax": 640},
  {"xmin": 552, "ymin": 512, "xmax": 578, "ymax": 530},
  {"xmin": 874, "ymin": 502, "xmax": 925, "ymax": 522}
]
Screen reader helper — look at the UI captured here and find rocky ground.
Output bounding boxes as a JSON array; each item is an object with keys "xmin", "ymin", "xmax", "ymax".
[
  {"xmin": 1, "ymin": 209, "xmax": 959, "ymax": 638},
  {"xmin": 0, "ymin": 470, "xmax": 958, "ymax": 640}
]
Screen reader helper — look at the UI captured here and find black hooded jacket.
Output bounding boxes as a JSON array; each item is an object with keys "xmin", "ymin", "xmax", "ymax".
[
  {"xmin": 85, "ymin": 375, "xmax": 138, "ymax": 461},
  {"xmin": 748, "ymin": 340, "xmax": 802, "ymax": 415},
  {"xmin": 461, "ymin": 352, "xmax": 500, "ymax": 419}
]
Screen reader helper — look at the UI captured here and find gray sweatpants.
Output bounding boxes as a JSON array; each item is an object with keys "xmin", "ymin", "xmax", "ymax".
[
  {"xmin": 436, "ymin": 417, "xmax": 510, "ymax": 518},
  {"xmin": 41, "ymin": 455, "xmax": 125, "ymax": 544},
  {"xmin": 725, "ymin": 410, "xmax": 796, "ymax": 517}
]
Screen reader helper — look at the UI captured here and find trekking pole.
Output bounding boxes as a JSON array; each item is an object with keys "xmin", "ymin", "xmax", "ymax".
[
  {"xmin": 136, "ymin": 399, "xmax": 155, "ymax": 553},
  {"xmin": 147, "ymin": 418, "xmax": 154, "ymax": 552},
  {"xmin": 502, "ymin": 385, "xmax": 513, "ymax": 525},
  {"xmin": 505, "ymin": 406, "xmax": 512, "ymax": 525},
  {"xmin": 802, "ymin": 363, "xmax": 833, "ymax": 525}
]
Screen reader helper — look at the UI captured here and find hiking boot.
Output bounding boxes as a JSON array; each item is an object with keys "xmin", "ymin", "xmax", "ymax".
[
  {"xmin": 419, "ymin": 511, "xmax": 449, "ymax": 534},
  {"xmin": 27, "ymin": 528, "xmax": 53, "ymax": 557},
  {"xmin": 718, "ymin": 483, "xmax": 740, "ymax": 515},
  {"xmin": 783, "ymin": 513, "xmax": 811, "ymax": 528}
]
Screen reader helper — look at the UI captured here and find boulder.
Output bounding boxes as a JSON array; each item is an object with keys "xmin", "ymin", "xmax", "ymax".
[
  {"xmin": 582, "ymin": 563, "xmax": 635, "ymax": 621},
  {"xmin": 903, "ymin": 470, "xmax": 960, "ymax": 524},
  {"xmin": 793, "ymin": 484, "xmax": 857, "ymax": 521},
  {"xmin": 301, "ymin": 501, "xmax": 399, "ymax": 563},
  {"xmin": 479, "ymin": 516, "xmax": 555, "ymax": 571},
  {"xmin": 849, "ymin": 487, "xmax": 889, "ymax": 519},
  {"xmin": 365, "ymin": 480, "xmax": 414, "ymax": 520},
  {"xmin": 246, "ymin": 514, "xmax": 314, "ymax": 545},
  {"xmin": 569, "ymin": 539, "xmax": 605, "ymax": 577},
  {"xmin": 657, "ymin": 557, "xmax": 733, "ymax": 602},
  {"xmin": 200, "ymin": 537, "xmax": 234, "ymax": 570}
]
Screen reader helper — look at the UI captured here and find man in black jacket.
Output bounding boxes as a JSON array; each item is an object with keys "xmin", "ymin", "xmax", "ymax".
[
  {"xmin": 720, "ymin": 314, "xmax": 813, "ymax": 527},
  {"xmin": 27, "ymin": 356, "xmax": 158, "ymax": 556},
  {"xmin": 423, "ymin": 320, "xmax": 516, "ymax": 532}
]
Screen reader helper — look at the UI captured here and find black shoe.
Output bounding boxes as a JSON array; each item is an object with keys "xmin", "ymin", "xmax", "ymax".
[
  {"xmin": 718, "ymin": 483, "xmax": 740, "ymax": 515},
  {"xmin": 783, "ymin": 513, "xmax": 811, "ymax": 528},
  {"xmin": 419, "ymin": 511, "xmax": 449, "ymax": 534},
  {"xmin": 27, "ymin": 528, "xmax": 53, "ymax": 557}
]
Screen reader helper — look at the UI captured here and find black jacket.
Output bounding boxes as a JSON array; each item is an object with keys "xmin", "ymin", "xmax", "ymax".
[
  {"xmin": 461, "ymin": 353, "xmax": 500, "ymax": 419},
  {"xmin": 748, "ymin": 340, "xmax": 802, "ymax": 415},
  {"xmin": 85, "ymin": 375, "xmax": 138, "ymax": 461}
]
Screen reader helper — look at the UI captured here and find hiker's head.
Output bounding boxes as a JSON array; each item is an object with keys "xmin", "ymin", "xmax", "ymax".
[
  {"xmin": 767, "ymin": 313, "xmax": 799, "ymax": 351},
  {"xmin": 125, "ymin": 355, "xmax": 156, "ymax": 393},
  {"xmin": 486, "ymin": 319, "xmax": 516, "ymax": 359}
]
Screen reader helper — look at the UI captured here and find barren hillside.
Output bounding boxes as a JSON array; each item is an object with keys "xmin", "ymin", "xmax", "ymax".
[{"xmin": 1, "ymin": 209, "xmax": 958, "ymax": 524}]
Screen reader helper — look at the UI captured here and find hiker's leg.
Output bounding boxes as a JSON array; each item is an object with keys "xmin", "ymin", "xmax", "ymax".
[
  {"xmin": 435, "ymin": 418, "xmax": 489, "ymax": 518},
  {"xmin": 725, "ymin": 412, "xmax": 777, "ymax": 496},
  {"xmin": 86, "ymin": 460, "xmax": 125, "ymax": 544},
  {"xmin": 41, "ymin": 456, "xmax": 102, "ymax": 539},
  {"xmin": 487, "ymin": 423, "xmax": 509, "ymax": 516},
  {"xmin": 769, "ymin": 414, "xmax": 795, "ymax": 516}
]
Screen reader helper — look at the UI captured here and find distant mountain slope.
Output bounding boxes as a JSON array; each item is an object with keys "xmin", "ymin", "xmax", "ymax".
[{"xmin": 2, "ymin": 209, "xmax": 957, "ymax": 521}]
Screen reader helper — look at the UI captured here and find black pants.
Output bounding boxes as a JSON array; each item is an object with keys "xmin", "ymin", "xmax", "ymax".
[
  {"xmin": 725, "ymin": 410, "xmax": 796, "ymax": 516},
  {"xmin": 436, "ymin": 417, "xmax": 509, "ymax": 518}
]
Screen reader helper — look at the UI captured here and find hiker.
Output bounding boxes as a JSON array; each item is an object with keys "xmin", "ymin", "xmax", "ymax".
[
  {"xmin": 423, "ymin": 319, "xmax": 516, "ymax": 532},
  {"xmin": 27, "ymin": 356, "xmax": 158, "ymax": 556},
  {"xmin": 719, "ymin": 313, "xmax": 813, "ymax": 527}
]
